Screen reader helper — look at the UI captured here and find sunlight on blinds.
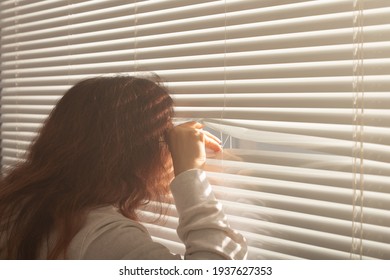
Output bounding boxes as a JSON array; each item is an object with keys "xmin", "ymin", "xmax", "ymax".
[{"xmin": 1, "ymin": 0, "xmax": 389, "ymax": 259}]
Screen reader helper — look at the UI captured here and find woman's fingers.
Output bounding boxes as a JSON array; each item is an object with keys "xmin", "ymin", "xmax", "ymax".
[
  {"xmin": 202, "ymin": 131, "xmax": 222, "ymax": 152},
  {"xmin": 174, "ymin": 122, "xmax": 222, "ymax": 152},
  {"xmin": 183, "ymin": 121, "xmax": 204, "ymax": 129},
  {"xmin": 167, "ymin": 122, "xmax": 206, "ymax": 175},
  {"xmin": 202, "ymin": 130, "xmax": 222, "ymax": 144},
  {"xmin": 167, "ymin": 121, "xmax": 223, "ymax": 176},
  {"xmin": 174, "ymin": 121, "xmax": 223, "ymax": 150}
]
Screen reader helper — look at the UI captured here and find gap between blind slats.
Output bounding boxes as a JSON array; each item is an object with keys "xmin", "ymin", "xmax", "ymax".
[
  {"xmin": 205, "ymin": 160, "xmax": 390, "ymax": 194},
  {"xmin": 174, "ymin": 107, "xmax": 389, "ymax": 127},
  {"xmin": 203, "ymin": 119, "xmax": 390, "ymax": 144},
  {"xmin": 202, "ymin": 122, "xmax": 390, "ymax": 159},
  {"xmin": 170, "ymin": 91, "xmax": 390, "ymax": 108}
]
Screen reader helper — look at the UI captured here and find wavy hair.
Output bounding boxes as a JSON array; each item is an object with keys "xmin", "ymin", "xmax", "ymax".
[{"xmin": 0, "ymin": 75, "xmax": 174, "ymax": 259}]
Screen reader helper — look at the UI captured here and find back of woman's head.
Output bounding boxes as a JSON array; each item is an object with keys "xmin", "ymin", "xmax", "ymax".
[
  {"xmin": 0, "ymin": 75, "xmax": 174, "ymax": 259},
  {"xmin": 30, "ymin": 75, "xmax": 174, "ymax": 207}
]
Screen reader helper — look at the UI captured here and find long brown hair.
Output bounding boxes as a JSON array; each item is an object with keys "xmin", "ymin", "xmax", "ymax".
[{"xmin": 0, "ymin": 75, "xmax": 174, "ymax": 259}]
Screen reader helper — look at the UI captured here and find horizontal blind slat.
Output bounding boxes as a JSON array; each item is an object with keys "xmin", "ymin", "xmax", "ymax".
[{"xmin": 2, "ymin": 92, "xmax": 390, "ymax": 112}]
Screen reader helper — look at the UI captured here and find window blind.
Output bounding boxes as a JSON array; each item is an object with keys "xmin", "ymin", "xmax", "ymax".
[{"xmin": 1, "ymin": 0, "xmax": 389, "ymax": 259}]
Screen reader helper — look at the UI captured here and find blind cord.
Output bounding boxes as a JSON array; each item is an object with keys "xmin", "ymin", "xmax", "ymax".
[{"xmin": 351, "ymin": 0, "xmax": 365, "ymax": 260}]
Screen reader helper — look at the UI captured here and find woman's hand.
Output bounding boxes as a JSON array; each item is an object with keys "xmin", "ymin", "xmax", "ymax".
[{"xmin": 167, "ymin": 121, "xmax": 222, "ymax": 176}]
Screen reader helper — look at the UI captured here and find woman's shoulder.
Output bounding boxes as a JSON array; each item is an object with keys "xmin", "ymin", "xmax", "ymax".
[
  {"xmin": 79, "ymin": 205, "xmax": 149, "ymax": 240},
  {"xmin": 86, "ymin": 206, "xmax": 146, "ymax": 230},
  {"xmin": 66, "ymin": 206, "xmax": 153, "ymax": 259}
]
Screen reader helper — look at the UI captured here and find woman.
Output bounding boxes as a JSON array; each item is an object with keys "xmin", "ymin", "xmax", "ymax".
[{"xmin": 0, "ymin": 75, "xmax": 247, "ymax": 260}]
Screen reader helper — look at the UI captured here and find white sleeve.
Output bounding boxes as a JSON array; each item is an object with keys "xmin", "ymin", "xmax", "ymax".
[
  {"xmin": 71, "ymin": 169, "xmax": 247, "ymax": 260},
  {"xmin": 170, "ymin": 169, "xmax": 248, "ymax": 260}
]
